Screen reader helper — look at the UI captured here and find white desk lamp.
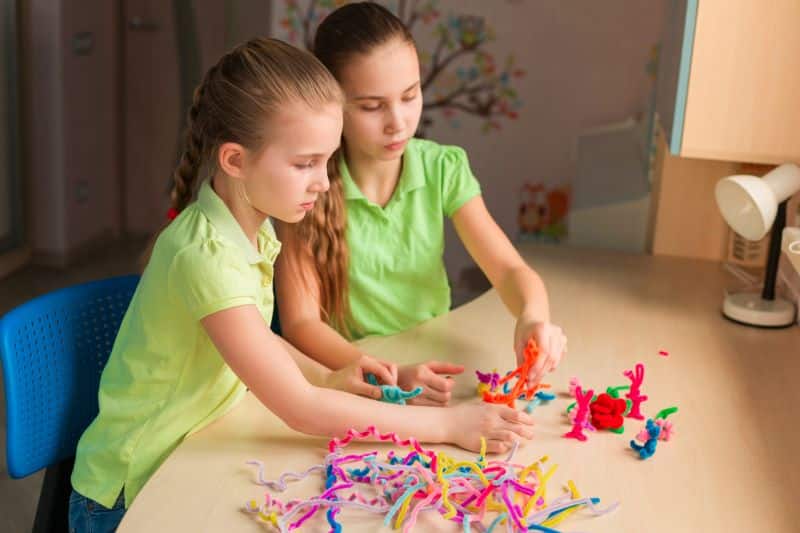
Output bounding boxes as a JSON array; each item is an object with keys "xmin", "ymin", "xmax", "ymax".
[{"xmin": 715, "ymin": 163, "xmax": 800, "ymax": 327}]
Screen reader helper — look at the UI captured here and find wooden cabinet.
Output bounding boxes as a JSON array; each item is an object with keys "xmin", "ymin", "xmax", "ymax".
[
  {"xmin": 657, "ymin": 0, "xmax": 800, "ymax": 165},
  {"xmin": 0, "ymin": 0, "xmax": 29, "ymax": 279}
]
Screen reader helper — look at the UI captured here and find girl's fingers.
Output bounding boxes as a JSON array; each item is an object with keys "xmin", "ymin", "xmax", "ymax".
[
  {"xmin": 426, "ymin": 361, "xmax": 465, "ymax": 376},
  {"xmin": 499, "ymin": 406, "xmax": 534, "ymax": 426},
  {"xmin": 538, "ymin": 353, "xmax": 554, "ymax": 377},
  {"xmin": 423, "ymin": 371, "xmax": 453, "ymax": 393},
  {"xmin": 531, "ymin": 332, "xmax": 558, "ymax": 383},
  {"xmin": 501, "ymin": 420, "xmax": 535, "ymax": 440},
  {"xmin": 515, "ymin": 340, "xmax": 525, "ymax": 363},
  {"xmin": 549, "ymin": 339, "xmax": 565, "ymax": 371},
  {"xmin": 546, "ymin": 333, "xmax": 567, "ymax": 372},
  {"xmin": 352, "ymin": 380, "xmax": 383, "ymax": 400},
  {"xmin": 365, "ymin": 359, "xmax": 396, "ymax": 385},
  {"xmin": 528, "ymin": 362, "xmax": 545, "ymax": 385},
  {"xmin": 533, "ymin": 335, "xmax": 551, "ymax": 375},
  {"xmin": 485, "ymin": 440, "xmax": 511, "ymax": 454},
  {"xmin": 386, "ymin": 362, "xmax": 399, "ymax": 383},
  {"xmin": 488, "ymin": 430, "xmax": 518, "ymax": 445},
  {"xmin": 420, "ymin": 387, "xmax": 450, "ymax": 405}
]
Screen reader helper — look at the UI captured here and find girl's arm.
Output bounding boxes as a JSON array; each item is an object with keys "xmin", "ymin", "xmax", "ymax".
[
  {"xmin": 275, "ymin": 226, "xmax": 461, "ymax": 405},
  {"xmin": 201, "ymin": 304, "xmax": 533, "ymax": 453},
  {"xmin": 452, "ymin": 195, "xmax": 567, "ymax": 383},
  {"xmin": 273, "ymin": 226, "xmax": 379, "ymax": 371}
]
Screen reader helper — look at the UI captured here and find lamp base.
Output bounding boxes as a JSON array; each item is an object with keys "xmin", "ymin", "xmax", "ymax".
[{"xmin": 722, "ymin": 292, "xmax": 797, "ymax": 328}]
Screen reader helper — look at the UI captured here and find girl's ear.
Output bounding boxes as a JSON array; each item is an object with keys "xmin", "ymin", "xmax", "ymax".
[{"xmin": 218, "ymin": 142, "xmax": 247, "ymax": 179}]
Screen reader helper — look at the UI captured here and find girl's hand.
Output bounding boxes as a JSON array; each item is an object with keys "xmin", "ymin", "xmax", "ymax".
[
  {"xmin": 397, "ymin": 361, "xmax": 465, "ymax": 406},
  {"xmin": 514, "ymin": 317, "xmax": 567, "ymax": 385},
  {"xmin": 446, "ymin": 402, "xmax": 535, "ymax": 453},
  {"xmin": 324, "ymin": 355, "xmax": 398, "ymax": 399}
]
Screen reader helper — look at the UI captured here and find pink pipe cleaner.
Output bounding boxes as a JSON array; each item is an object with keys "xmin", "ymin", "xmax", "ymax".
[
  {"xmin": 568, "ymin": 376, "xmax": 582, "ymax": 396},
  {"xmin": 654, "ymin": 419, "xmax": 675, "ymax": 441},
  {"xmin": 329, "ymin": 426, "xmax": 436, "ymax": 464},
  {"xmin": 623, "ymin": 363, "xmax": 648, "ymax": 420},
  {"xmin": 564, "ymin": 386, "xmax": 594, "ymax": 441}
]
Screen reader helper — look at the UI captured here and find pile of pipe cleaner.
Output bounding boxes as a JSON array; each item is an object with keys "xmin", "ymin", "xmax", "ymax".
[{"xmin": 244, "ymin": 426, "xmax": 618, "ymax": 532}]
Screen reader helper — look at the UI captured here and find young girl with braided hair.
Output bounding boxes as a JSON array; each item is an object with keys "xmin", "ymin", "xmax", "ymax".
[{"xmin": 68, "ymin": 37, "xmax": 533, "ymax": 533}]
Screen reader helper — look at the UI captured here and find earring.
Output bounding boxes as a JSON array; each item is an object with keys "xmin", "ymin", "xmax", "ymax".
[{"xmin": 237, "ymin": 181, "xmax": 253, "ymax": 207}]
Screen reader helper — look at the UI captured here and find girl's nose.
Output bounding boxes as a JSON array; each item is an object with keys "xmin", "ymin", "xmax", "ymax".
[
  {"xmin": 312, "ymin": 168, "xmax": 330, "ymax": 193},
  {"xmin": 384, "ymin": 105, "xmax": 404, "ymax": 135}
]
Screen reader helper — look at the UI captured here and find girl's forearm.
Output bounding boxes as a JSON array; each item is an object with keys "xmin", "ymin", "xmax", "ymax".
[
  {"xmin": 276, "ymin": 335, "xmax": 331, "ymax": 387},
  {"xmin": 283, "ymin": 318, "xmax": 363, "ymax": 370},
  {"xmin": 205, "ymin": 307, "xmax": 447, "ymax": 443},
  {"xmin": 496, "ymin": 265, "xmax": 550, "ymax": 321},
  {"xmin": 289, "ymin": 386, "xmax": 451, "ymax": 443}
]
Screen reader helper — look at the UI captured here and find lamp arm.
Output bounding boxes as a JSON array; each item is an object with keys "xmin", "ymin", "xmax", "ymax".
[{"xmin": 762, "ymin": 200, "xmax": 788, "ymax": 301}]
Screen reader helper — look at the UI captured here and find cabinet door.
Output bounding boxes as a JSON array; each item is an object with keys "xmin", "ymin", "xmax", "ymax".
[
  {"xmin": 655, "ymin": 0, "xmax": 697, "ymax": 159},
  {"xmin": 682, "ymin": 0, "xmax": 800, "ymax": 164},
  {"xmin": 662, "ymin": 0, "xmax": 800, "ymax": 164}
]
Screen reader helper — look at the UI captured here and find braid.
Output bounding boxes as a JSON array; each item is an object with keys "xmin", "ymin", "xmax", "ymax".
[
  {"xmin": 170, "ymin": 65, "xmax": 217, "ymax": 211},
  {"xmin": 139, "ymin": 65, "xmax": 216, "ymax": 270}
]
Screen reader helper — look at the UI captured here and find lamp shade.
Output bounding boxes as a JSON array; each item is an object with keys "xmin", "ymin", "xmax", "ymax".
[{"xmin": 715, "ymin": 163, "xmax": 800, "ymax": 241}]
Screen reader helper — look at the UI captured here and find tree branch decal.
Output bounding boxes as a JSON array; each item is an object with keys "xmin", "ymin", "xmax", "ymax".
[{"xmin": 278, "ymin": 0, "xmax": 525, "ymax": 136}]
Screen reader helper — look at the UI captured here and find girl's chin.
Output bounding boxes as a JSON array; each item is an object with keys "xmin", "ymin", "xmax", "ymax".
[{"xmin": 376, "ymin": 148, "xmax": 405, "ymax": 160}]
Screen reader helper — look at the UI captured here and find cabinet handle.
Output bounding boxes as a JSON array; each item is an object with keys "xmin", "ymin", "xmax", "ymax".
[{"xmin": 128, "ymin": 16, "xmax": 160, "ymax": 31}]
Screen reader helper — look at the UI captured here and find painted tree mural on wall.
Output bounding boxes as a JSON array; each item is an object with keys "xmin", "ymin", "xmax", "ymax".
[{"xmin": 278, "ymin": 0, "xmax": 525, "ymax": 136}]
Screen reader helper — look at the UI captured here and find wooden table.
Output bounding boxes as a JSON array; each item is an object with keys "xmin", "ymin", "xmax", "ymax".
[{"xmin": 119, "ymin": 244, "xmax": 800, "ymax": 532}]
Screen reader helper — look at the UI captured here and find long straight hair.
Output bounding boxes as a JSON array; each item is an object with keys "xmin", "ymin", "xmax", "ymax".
[{"xmin": 284, "ymin": 2, "xmax": 415, "ymax": 336}]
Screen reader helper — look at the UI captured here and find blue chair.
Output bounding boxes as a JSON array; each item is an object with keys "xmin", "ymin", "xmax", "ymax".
[{"xmin": 0, "ymin": 275, "xmax": 139, "ymax": 533}]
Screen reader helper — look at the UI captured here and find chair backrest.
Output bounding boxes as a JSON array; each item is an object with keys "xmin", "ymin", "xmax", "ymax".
[{"xmin": 0, "ymin": 275, "xmax": 139, "ymax": 478}]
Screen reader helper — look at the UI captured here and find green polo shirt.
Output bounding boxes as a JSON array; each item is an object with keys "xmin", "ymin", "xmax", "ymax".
[
  {"xmin": 341, "ymin": 138, "xmax": 481, "ymax": 339},
  {"xmin": 71, "ymin": 180, "xmax": 281, "ymax": 508}
]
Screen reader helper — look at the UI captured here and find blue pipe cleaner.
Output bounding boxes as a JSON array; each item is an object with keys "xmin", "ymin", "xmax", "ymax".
[
  {"xmin": 366, "ymin": 373, "xmax": 423, "ymax": 404},
  {"xmin": 326, "ymin": 507, "xmax": 342, "ymax": 533},
  {"xmin": 630, "ymin": 419, "xmax": 661, "ymax": 459},
  {"xmin": 524, "ymin": 390, "xmax": 557, "ymax": 413}
]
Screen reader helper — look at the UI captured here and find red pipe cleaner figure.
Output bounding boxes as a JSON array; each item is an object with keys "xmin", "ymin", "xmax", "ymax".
[
  {"xmin": 589, "ymin": 393, "xmax": 627, "ymax": 430},
  {"xmin": 563, "ymin": 385, "xmax": 594, "ymax": 441},
  {"xmin": 623, "ymin": 363, "xmax": 648, "ymax": 420}
]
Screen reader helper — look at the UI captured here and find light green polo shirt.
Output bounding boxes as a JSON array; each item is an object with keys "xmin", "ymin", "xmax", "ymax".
[
  {"xmin": 71, "ymin": 180, "xmax": 281, "ymax": 508},
  {"xmin": 341, "ymin": 138, "xmax": 481, "ymax": 339}
]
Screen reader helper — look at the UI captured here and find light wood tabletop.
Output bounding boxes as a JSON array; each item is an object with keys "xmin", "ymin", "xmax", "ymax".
[{"xmin": 118, "ymin": 244, "xmax": 800, "ymax": 532}]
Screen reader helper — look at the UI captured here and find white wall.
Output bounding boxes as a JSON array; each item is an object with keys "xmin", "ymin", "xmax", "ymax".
[{"xmin": 272, "ymin": 0, "xmax": 668, "ymax": 280}]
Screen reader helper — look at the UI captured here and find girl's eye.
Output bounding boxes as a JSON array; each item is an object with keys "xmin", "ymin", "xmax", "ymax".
[
  {"xmin": 294, "ymin": 161, "xmax": 315, "ymax": 169},
  {"xmin": 360, "ymin": 104, "xmax": 381, "ymax": 112},
  {"xmin": 402, "ymin": 92, "xmax": 417, "ymax": 102}
]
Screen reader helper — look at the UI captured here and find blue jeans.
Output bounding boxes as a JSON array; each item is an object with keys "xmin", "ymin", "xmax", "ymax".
[{"xmin": 68, "ymin": 489, "xmax": 126, "ymax": 533}]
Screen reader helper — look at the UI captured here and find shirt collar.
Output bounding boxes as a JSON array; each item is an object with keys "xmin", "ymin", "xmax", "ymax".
[
  {"xmin": 339, "ymin": 141, "xmax": 425, "ymax": 203},
  {"xmin": 195, "ymin": 180, "xmax": 281, "ymax": 265}
]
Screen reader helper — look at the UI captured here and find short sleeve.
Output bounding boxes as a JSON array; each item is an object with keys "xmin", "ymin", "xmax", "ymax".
[
  {"xmin": 168, "ymin": 239, "xmax": 256, "ymax": 320},
  {"xmin": 440, "ymin": 145, "xmax": 482, "ymax": 217}
]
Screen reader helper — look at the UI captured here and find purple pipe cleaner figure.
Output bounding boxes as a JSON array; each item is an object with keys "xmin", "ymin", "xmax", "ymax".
[{"xmin": 476, "ymin": 370, "xmax": 501, "ymax": 391}]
